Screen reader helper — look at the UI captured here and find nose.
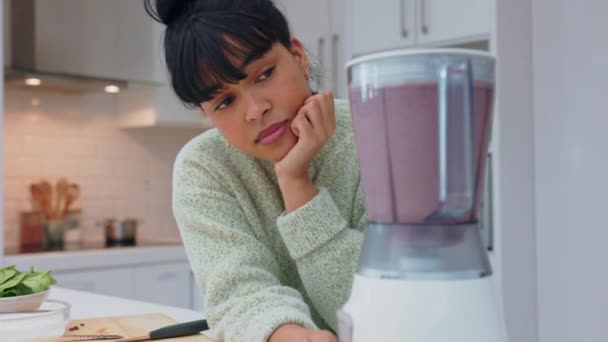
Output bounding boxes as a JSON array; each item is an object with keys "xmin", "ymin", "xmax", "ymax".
[{"xmin": 244, "ymin": 91, "xmax": 270, "ymax": 122}]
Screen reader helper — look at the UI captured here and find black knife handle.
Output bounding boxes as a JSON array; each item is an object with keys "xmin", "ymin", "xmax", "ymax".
[{"xmin": 149, "ymin": 319, "xmax": 209, "ymax": 340}]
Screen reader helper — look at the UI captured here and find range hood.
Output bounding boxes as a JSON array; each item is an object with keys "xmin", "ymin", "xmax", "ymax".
[{"xmin": 4, "ymin": 0, "xmax": 129, "ymax": 94}]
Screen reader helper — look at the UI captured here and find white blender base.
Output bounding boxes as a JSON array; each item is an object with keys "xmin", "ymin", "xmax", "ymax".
[{"xmin": 339, "ymin": 274, "xmax": 509, "ymax": 342}]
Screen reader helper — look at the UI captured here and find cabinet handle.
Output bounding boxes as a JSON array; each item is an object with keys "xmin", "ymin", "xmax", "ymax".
[
  {"xmin": 420, "ymin": 0, "xmax": 429, "ymax": 34},
  {"xmin": 400, "ymin": 0, "xmax": 409, "ymax": 38},
  {"xmin": 158, "ymin": 272, "xmax": 177, "ymax": 280},
  {"xmin": 481, "ymin": 153, "xmax": 494, "ymax": 251},
  {"xmin": 332, "ymin": 34, "xmax": 339, "ymax": 93},
  {"xmin": 318, "ymin": 37, "xmax": 326, "ymax": 90}
]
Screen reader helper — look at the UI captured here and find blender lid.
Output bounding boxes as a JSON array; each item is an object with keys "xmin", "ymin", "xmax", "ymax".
[
  {"xmin": 346, "ymin": 48, "xmax": 494, "ymax": 68},
  {"xmin": 347, "ymin": 48, "xmax": 495, "ymax": 86}
]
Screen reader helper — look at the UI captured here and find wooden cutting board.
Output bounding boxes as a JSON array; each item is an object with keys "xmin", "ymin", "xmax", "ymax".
[{"xmin": 61, "ymin": 313, "xmax": 215, "ymax": 341}]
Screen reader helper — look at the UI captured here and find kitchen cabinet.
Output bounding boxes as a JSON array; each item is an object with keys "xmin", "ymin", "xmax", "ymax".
[
  {"xmin": 52, "ymin": 262, "xmax": 197, "ymax": 310},
  {"xmin": 134, "ymin": 263, "xmax": 192, "ymax": 308},
  {"xmin": 279, "ymin": 0, "xmax": 348, "ymax": 98},
  {"xmin": 191, "ymin": 272, "xmax": 205, "ymax": 312},
  {"xmin": 10, "ymin": 0, "xmax": 203, "ymax": 128},
  {"xmin": 116, "ymin": 83, "xmax": 211, "ymax": 129},
  {"xmin": 416, "ymin": 0, "xmax": 491, "ymax": 46},
  {"xmin": 350, "ymin": 0, "xmax": 492, "ymax": 56},
  {"xmin": 34, "ymin": 0, "xmax": 163, "ymax": 84},
  {"xmin": 5, "ymin": 246, "xmax": 201, "ymax": 310},
  {"xmin": 52, "ymin": 267, "xmax": 135, "ymax": 299}
]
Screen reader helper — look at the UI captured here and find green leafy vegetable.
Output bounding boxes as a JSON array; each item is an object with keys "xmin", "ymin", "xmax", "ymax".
[
  {"xmin": 0, "ymin": 265, "xmax": 57, "ymax": 298},
  {"xmin": 0, "ymin": 265, "xmax": 17, "ymax": 285}
]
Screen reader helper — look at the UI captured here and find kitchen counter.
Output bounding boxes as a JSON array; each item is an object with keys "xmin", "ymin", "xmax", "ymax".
[
  {"xmin": 52, "ymin": 287, "xmax": 204, "ymax": 322},
  {"xmin": 2, "ymin": 244, "xmax": 203, "ymax": 313},
  {"xmin": 4, "ymin": 244, "xmax": 188, "ymax": 271},
  {"xmin": 51, "ymin": 286, "xmax": 214, "ymax": 339},
  {"xmin": 4, "ymin": 240, "xmax": 184, "ymax": 256}
]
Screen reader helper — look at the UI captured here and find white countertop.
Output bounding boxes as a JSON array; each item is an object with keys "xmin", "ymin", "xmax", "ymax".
[
  {"xmin": 51, "ymin": 286, "xmax": 204, "ymax": 322},
  {"xmin": 4, "ymin": 245, "xmax": 188, "ymax": 271}
]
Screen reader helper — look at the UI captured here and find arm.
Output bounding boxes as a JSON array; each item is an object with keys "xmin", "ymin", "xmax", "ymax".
[
  {"xmin": 276, "ymin": 181, "xmax": 367, "ymax": 331},
  {"xmin": 273, "ymin": 93, "xmax": 367, "ymax": 330},
  {"xmin": 173, "ymin": 157, "xmax": 318, "ymax": 342}
]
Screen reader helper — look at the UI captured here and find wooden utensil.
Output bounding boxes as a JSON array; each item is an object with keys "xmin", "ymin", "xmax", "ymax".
[
  {"xmin": 63, "ymin": 183, "xmax": 81, "ymax": 217},
  {"xmin": 39, "ymin": 179, "xmax": 54, "ymax": 219},
  {"xmin": 55, "ymin": 178, "xmax": 70, "ymax": 220},
  {"xmin": 30, "ymin": 183, "xmax": 45, "ymax": 213}
]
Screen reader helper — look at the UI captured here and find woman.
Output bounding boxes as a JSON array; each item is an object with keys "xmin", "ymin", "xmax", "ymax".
[{"xmin": 144, "ymin": 1, "xmax": 367, "ymax": 341}]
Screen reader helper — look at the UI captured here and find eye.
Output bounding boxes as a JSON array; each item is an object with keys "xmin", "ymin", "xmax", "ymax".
[
  {"xmin": 215, "ymin": 95, "xmax": 234, "ymax": 111},
  {"xmin": 258, "ymin": 66, "xmax": 275, "ymax": 81}
]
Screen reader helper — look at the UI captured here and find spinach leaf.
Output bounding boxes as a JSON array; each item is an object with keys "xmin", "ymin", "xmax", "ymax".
[
  {"xmin": 0, "ymin": 266, "xmax": 57, "ymax": 298},
  {"xmin": 1, "ymin": 283, "xmax": 33, "ymax": 297},
  {"xmin": 0, "ymin": 265, "xmax": 17, "ymax": 286},
  {"xmin": 0, "ymin": 272, "xmax": 28, "ymax": 293},
  {"xmin": 22, "ymin": 270, "xmax": 57, "ymax": 293}
]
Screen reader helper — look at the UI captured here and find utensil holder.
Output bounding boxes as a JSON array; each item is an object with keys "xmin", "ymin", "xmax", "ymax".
[{"xmin": 44, "ymin": 219, "xmax": 67, "ymax": 250}]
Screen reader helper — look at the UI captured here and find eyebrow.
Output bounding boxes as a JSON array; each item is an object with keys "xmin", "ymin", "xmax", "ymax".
[
  {"xmin": 206, "ymin": 47, "xmax": 272, "ymax": 104},
  {"xmin": 240, "ymin": 47, "xmax": 270, "ymax": 70}
]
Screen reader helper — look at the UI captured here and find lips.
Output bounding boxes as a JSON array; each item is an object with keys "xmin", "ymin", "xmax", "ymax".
[{"xmin": 256, "ymin": 120, "xmax": 288, "ymax": 143}]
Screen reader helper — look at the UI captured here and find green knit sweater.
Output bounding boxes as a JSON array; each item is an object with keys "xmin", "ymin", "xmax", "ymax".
[{"xmin": 172, "ymin": 99, "xmax": 367, "ymax": 342}]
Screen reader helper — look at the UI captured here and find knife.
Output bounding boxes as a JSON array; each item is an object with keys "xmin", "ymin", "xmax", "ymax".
[
  {"xmin": 115, "ymin": 319, "xmax": 209, "ymax": 342},
  {"xmin": 62, "ymin": 335, "xmax": 124, "ymax": 341}
]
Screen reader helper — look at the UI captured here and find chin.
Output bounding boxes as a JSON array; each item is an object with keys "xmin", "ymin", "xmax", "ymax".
[{"xmin": 265, "ymin": 132, "xmax": 298, "ymax": 162}]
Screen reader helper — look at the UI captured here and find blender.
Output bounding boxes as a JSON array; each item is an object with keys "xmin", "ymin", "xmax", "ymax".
[{"xmin": 337, "ymin": 49, "xmax": 509, "ymax": 342}]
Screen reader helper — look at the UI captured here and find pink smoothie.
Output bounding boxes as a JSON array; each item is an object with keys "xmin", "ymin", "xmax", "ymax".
[{"xmin": 349, "ymin": 81, "xmax": 494, "ymax": 224}]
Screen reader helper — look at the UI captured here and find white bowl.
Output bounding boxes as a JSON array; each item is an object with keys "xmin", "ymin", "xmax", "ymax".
[
  {"xmin": 0, "ymin": 288, "xmax": 50, "ymax": 313},
  {"xmin": 0, "ymin": 298, "xmax": 71, "ymax": 341}
]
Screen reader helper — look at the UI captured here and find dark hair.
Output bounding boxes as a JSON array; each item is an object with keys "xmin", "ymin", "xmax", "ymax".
[{"xmin": 144, "ymin": 0, "xmax": 294, "ymax": 109}]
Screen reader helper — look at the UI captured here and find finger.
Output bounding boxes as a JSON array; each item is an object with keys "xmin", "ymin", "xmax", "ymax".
[
  {"xmin": 322, "ymin": 331, "xmax": 337, "ymax": 342},
  {"xmin": 320, "ymin": 91, "xmax": 335, "ymax": 133},
  {"xmin": 305, "ymin": 91, "xmax": 330, "ymax": 115},
  {"xmin": 302, "ymin": 101, "xmax": 328, "ymax": 138},
  {"xmin": 308, "ymin": 91, "xmax": 334, "ymax": 135},
  {"xmin": 291, "ymin": 111, "xmax": 314, "ymax": 139}
]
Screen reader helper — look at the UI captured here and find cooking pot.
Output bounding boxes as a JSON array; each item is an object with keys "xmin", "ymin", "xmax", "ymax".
[{"xmin": 99, "ymin": 218, "xmax": 139, "ymax": 246}]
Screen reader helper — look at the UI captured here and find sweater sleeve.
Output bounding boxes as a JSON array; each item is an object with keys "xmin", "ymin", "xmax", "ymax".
[
  {"xmin": 276, "ymin": 183, "xmax": 368, "ymax": 331},
  {"xmin": 173, "ymin": 156, "xmax": 317, "ymax": 342}
]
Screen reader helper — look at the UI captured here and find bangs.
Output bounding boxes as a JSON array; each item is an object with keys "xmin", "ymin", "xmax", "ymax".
[{"xmin": 166, "ymin": 11, "xmax": 290, "ymax": 108}]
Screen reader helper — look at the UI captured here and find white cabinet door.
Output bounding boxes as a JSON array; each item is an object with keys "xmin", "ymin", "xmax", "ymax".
[
  {"xmin": 350, "ymin": 0, "xmax": 417, "ymax": 56},
  {"xmin": 278, "ymin": 0, "xmax": 348, "ymax": 97},
  {"xmin": 329, "ymin": 0, "xmax": 348, "ymax": 99},
  {"xmin": 34, "ymin": 0, "xmax": 88, "ymax": 76},
  {"xmin": 53, "ymin": 268, "xmax": 135, "ymax": 299},
  {"xmin": 79, "ymin": 0, "xmax": 121, "ymax": 80},
  {"xmin": 190, "ymin": 272, "xmax": 205, "ymax": 314},
  {"xmin": 35, "ymin": 0, "xmax": 121, "ymax": 79},
  {"xmin": 349, "ymin": 0, "xmax": 491, "ymax": 54},
  {"xmin": 34, "ymin": 0, "xmax": 162, "ymax": 83},
  {"xmin": 415, "ymin": 0, "xmax": 491, "ymax": 45},
  {"xmin": 134, "ymin": 263, "xmax": 191, "ymax": 308},
  {"xmin": 114, "ymin": 0, "xmax": 166, "ymax": 84},
  {"xmin": 282, "ymin": 0, "xmax": 332, "ymax": 91}
]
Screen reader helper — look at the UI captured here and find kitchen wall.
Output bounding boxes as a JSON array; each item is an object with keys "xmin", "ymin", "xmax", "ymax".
[
  {"xmin": 3, "ymin": 87, "xmax": 203, "ymax": 249},
  {"xmin": 532, "ymin": 1, "xmax": 608, "ymax": 341}
]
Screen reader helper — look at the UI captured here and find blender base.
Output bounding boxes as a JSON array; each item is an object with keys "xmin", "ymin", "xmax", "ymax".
[{"xmin": 338, "ymin": 273, "xmax": 509, "ymax": 342}]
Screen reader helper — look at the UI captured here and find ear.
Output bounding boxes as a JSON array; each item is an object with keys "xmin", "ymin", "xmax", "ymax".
[{"xmin": 289, "ymin": 37, "xmax": 310, "ymax": 76}]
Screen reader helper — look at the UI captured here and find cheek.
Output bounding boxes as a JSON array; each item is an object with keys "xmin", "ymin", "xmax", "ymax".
[
  {"xmin": 210, "ymin": 117, "xmax": 248, "ymax": 145},
  {"xmin": 274, "ymin": 70, "xmax": 310, "ymax": 109}
]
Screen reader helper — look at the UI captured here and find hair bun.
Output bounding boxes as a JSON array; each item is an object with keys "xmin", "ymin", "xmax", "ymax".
[{"xmin": 144, "ymin": 0, "xmax": 195, "ymax": 26}]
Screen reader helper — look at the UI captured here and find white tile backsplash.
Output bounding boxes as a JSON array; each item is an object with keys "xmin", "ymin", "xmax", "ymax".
[{"xmin": 3, "ymin": 88, "xmax": 203, "ymax": 248}]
